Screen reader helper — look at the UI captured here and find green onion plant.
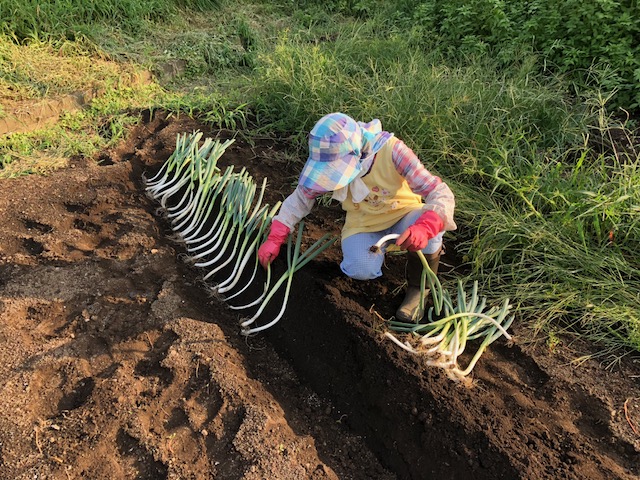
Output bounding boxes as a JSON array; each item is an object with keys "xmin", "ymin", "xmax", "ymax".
[
  {"xmin": 239, "ymin": 221, "xmax": 337, "ymax": 335},
  {"xmin": 372, "ymin": 234, "xmax": 514, "ymax": 382}
]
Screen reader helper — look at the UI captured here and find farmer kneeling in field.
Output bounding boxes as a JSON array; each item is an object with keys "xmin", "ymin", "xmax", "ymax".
[{"xmin": 258, "ymin": 112, "xmax": 456, "ymax": 322}]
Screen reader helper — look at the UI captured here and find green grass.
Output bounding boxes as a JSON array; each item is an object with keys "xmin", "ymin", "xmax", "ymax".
[
  {"xmin": 0, "ymin": 0, "xmax": 223, "ymax": 41},
  {"xmin": 0, "ymin": 83, "xmax": 167, "ymax": 177},
  {"xmin": 0, "ymin": 0, "xmax": 638, "ymax": 356},
  {"xmin": 0, "ymin": 0, "xmax": 256, "ymax": 175},
  {"xmin": 0, "ymin": 35, "xmax": 147, "ymax": 102},
  {"xmin": 455, "ymin": 177, "xmax": 640, "ymax": 353}
]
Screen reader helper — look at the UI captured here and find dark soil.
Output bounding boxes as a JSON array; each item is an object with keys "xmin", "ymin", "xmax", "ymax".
[{"xmin": 0, "ymin": 112, "xmax": 638, "ymax": 480}]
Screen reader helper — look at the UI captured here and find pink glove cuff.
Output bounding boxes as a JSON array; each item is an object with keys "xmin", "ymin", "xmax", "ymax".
[
  {"xmin": 396, "ymin": 210, "xmax": 444, "ymax": 252},
  {"xmin": 414, "ymin": 210, "xmax": 444, "ymax": 237},
  {"xmin": 258, "ymin": 220, "xmax": 290, "ymax": 268},
  {"xmin": 268, "ymin": 219, "xmax": 290, "ymax": 243}
]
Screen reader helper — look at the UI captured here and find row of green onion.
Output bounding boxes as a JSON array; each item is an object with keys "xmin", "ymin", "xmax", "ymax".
[
  {"xmin": 372, "ymin": 234, "xmax": 515, "ymax": 382},
  {"xmin": 143, "ymin": 131, "xmax": 336, "ymax": 335}
]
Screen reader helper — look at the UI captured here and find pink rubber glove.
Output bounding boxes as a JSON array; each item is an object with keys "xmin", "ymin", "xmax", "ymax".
[
  {"xmin": 396, "ymin": 210, "xmax": 444, "ymax": 252},
  {"xmin": 258, "ymin": 220, "xmax": 290, "ymax": 268}
]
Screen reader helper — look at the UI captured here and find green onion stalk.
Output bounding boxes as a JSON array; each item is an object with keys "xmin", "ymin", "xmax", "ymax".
[
  {"xmin": 173, "ymin": 164, "xmax": 235, "ymax": 244},
  {"xmin": 150, "ymin": 137, "xmax": 235, "ymax": 252},
  {"xmin": 225, "ymin": 207, "xmax": 282, "ymax": 310},
  {"xmin": 180, "ymin": 166, "xmax": 236, "ymax": 249},
  {"xmin": 143, "ymin": 131, "xmax": 195, "ymax": 193},
  {"xmin": 190, "ymin": 170, "xmax": 254, "ymax": 267},
  {"xmin": 214, "ymin": 200, "xmax": 282, "ymax": 296},
  {"xmin": 240, "ymin": 221, "xmax": 337, "ymax": 335},
  {"xmin": 372, "ymin": 234, "xmax": 514, "ymax": 382},
  {"xmin": 147, "ymin": 132, "xmax": 204, "ymax": 209},
  {"xmin": 199, "ymin": 177, "xmax": 268, "ymax": 279},
  {"xmin": 186, "ymin": 169, "xmax": 250, "ymax": 260},
  {"xmin": 167, "ymin": 139, "xmax": 232, "ymax": 232},
  {"xmin": 226, "ymin": 253, "xmax": 272, "ymax": 310},
  {"xmin": 163, "ymin": 137, "xmax": 216, "ymax": 218}
]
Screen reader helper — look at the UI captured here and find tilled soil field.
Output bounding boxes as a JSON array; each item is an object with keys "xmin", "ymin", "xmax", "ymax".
[{"xmin": 0, "ymin": 112, "xmax": 638, "ymax": 480}]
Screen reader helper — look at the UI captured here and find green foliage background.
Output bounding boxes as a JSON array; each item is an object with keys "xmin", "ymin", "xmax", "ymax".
[{"xmin": 299, "ymin": 0, "xmax": 640, "ymax": 109}]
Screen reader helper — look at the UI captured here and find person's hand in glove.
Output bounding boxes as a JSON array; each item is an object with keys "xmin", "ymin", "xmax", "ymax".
[
  {"xmin": 396, "ymin": 210, "xmax": 443, "ymax": 252},
  {"xmin": 258, "ymin": 220, "xmax": 290, "ymax": 268}
]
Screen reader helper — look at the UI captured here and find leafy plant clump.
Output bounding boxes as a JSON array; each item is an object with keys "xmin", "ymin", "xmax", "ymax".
[
  {"xmin": 295, "ymin": 0, "xmax": 640, "ymax": 109},
  {"xmin": 385, "ymin": 0, "xmax": 640, "ymax": 110}
]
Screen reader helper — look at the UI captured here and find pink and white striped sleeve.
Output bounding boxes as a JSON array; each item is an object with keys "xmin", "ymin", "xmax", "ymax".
[
  {"xmin": 272, "ymin": 185, "xmax": 319, "ymax": 231},
  {"xmin": 392, "ymin": 140, "xmax": 457, "ymax": 231}
]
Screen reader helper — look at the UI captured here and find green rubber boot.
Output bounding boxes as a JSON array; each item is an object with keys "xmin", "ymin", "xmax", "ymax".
[{"xmin": 395, "ymin": 249, "xmax": 441, "ymax": 322}]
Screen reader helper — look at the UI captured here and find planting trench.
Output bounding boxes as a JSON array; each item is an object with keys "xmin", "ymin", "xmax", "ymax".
[{"xmin": 0, "ymin": 112, "xmax": 638, "ymax": 479}]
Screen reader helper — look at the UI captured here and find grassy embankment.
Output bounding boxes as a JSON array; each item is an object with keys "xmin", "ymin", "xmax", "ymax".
[{"xmin": 1, "ymin": 0, "xmax": 638, "ymax": 357}]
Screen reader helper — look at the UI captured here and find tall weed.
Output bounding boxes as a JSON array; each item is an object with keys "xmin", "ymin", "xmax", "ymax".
[{"xmin": 252, "ymin": 27, "xmax": 586, "ymax": 166}]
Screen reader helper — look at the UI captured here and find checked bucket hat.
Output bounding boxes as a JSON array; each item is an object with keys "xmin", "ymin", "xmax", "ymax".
[{"xmin": 299, "ymin": 112, "xmax": 391, "ymax": 193}]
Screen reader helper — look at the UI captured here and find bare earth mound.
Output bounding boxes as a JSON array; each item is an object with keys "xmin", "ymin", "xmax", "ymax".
[{"xmin": 0, "ymin": 112, "xmax": 638, "ymax": 479}]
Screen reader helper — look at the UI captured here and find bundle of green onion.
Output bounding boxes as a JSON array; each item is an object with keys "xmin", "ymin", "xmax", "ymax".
[
  {"xmin": 238, "ymin": 222, "xmax": 337, "ymax": 335},
  {"xmin": 143, "ymin": 131, "xmax": 336, "ymax": 335},
  {"xmin": 372, "ymin": 234, "xmax": 514, "ymax": 382}
]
